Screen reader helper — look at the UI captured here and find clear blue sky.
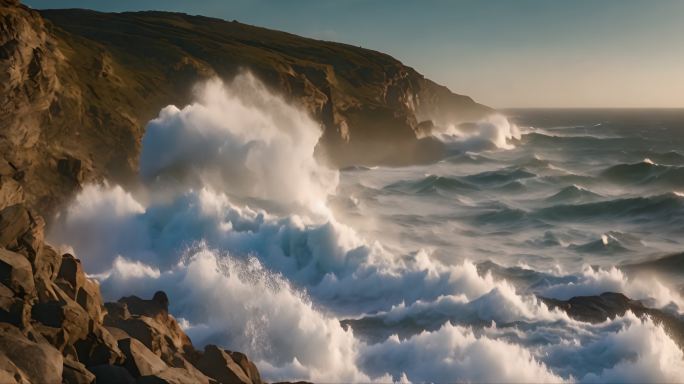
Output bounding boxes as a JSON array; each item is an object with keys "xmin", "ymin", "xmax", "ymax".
[{"xmin": 24, "ymin": 0, "xmax": 684, "ymax": 108}]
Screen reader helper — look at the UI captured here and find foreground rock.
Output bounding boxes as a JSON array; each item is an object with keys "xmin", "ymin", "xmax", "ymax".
[{"xmin": 0, "ymin": 202, "xmax": 263, "ymax": 383}]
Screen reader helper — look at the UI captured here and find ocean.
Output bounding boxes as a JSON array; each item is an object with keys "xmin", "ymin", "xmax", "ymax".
[{"xmin": 50, "ymin": 77, "xmax": 684, "ymax": 382}]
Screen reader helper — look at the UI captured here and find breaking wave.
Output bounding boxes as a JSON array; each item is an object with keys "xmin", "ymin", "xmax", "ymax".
[{"xmin": 49, "ymin": 74, "xmax": 684, "ymax": 382}]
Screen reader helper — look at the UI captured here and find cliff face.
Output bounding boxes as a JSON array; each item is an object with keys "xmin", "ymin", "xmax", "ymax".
[{"xmin": 1, "ymin": 1, "xmax": 491, "ymax": 217}]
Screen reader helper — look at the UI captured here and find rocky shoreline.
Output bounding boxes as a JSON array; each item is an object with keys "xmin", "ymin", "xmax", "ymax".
[{"xmin": 0, "ymin": 199, "xmax": 265, "ymax": 383}]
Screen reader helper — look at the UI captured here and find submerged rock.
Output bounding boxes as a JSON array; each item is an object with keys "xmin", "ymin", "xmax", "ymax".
[{"xmin": 542, "ymin": 292, "xmax": 684, "ymax": 347}]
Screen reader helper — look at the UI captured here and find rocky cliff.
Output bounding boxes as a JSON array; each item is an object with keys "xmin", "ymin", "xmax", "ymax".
[{"xmin": 1, "ymin": 0, "xmax": 491, "ymax": 217}]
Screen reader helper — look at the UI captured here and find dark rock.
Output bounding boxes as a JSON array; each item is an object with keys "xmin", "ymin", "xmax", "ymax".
[
  {"xmin": 74, "ymin": 325, "xmax": 124, "ymax": 366},
  {"xmin": 542, "ymin": 292, "xmax": 642, "ymax": 323},
  {"xmin": 62, "ymin": 358, "xmax": 95, "ymax": 384},
  {"xmin": 118, "ymin": 338, "xmax": 167, "ymax": 377},
  {"xmin": 195, "ymin": 345, "xmax": 252, "ymax": 384},
  {"xmin": 57, "ymin": 156, "xmax": 82, "ymax": 184},
  {"xmin": 542, "ymin": 292, "xmax": 684, "ymax": 348},
  {"xmin": 0, "ymin": 249, "xmax": 35, "ymax": 297},
  {"xmin": 87, "ymin": 364, "xmax": 136, "ymax": 384}
]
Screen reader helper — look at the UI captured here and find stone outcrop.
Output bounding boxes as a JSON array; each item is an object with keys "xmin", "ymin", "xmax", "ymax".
[
  {"xmin": 0, "ymin": 196, "xmax": 263, "ymax": 382},
  {"xmin": 542, "ymin": 292, "xmax": 684, "ymax": 348},
  {"xmin": 1, "ymin": 0, "xmax": 492, "ymax": 218}
]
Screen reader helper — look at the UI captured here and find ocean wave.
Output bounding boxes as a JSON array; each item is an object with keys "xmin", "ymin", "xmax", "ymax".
[
  {"xmin": 522, "ymin": 132, "xmax": 637, "ymax": 148},
  {"xmin": 46, "ymin": 74, "xmax": 684, "ymax": 382},
  {"xmin": 600, "ymin": 160, "xmax": 684, "ymax": 188},
  {"xmin": 534, "ymin": 193, "xmax": 684, "ymax": 223},
  {"xmin": 435, "ymin": 114, "xmax": 521, "ymax": 151},
  {"xmin": 546, "ymin": 185, "xmax": 602, "ymax": 203},
  {"xmin": 384, "ymin": 174, "xmax": 479, "ymax": 194},
  {"xmin": 464, "ymin": 167, "xmax": 536, "ymax": 186}
]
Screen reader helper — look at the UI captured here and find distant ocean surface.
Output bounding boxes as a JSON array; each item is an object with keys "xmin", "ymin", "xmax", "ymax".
[{"xmin": 52, "ymin": 77, "xmax": 684, "ymax": 383}]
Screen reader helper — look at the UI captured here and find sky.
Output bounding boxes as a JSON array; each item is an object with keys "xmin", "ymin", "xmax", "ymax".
[{"xmin": 24, "ymin": 0, "xmax": 684, "ymax": 108}]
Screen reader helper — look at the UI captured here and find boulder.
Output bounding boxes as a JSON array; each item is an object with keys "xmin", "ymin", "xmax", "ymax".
[
  {"xmin": 0, "ymin": 323, "xmax": 63, "ymax": 384},
  {"xmin": 118, "ymin": 291, "xmax": 169, "ymax": 319},
  {"xmin": 62, "ymin": 358, "xmax": 95, "ymax": 384},
  {"xmin": 87, "ymin": 364, "xmax": 135, "ymax": 384},
  {"xmin": 0, "ymin": 352, "xmax": 29, "ymax": 384},
  {"xmin": 32, "ymin": 245, "xmax": 61, "ymax": 283},
  {"xmin": 74, "ymin": 325, "xmax": 124, "ymax": 366},
  {"xmin": 0, "ymin": 205, "xmax": 30, "ymax": 249},
  {"xmin": 105, "ymin": 294, "xmax": 194, "ymax": 366},
  {"xmin": 118, "ymin": 338, "xmax": 167, "ymax": 377},
  {"xmin": 0, "ymin": 177, "xmax": 23, "ymax": 211},
  {"xmin": 195, "ymin": 345, "xmax": 252, "ymax": 384},
  {"xmin": 56, "ymin": 253, "xmax": 85, "ymax": 298},
  {"xmin": 137, "ymin": 367, "xmax": 212, "ymax": 384},
  {"xmin": 76, "ymin": 278, "xmax": 104, "ymax": 323},
  {"xmin": 0, "ymin": 249, "xmax": 34, "ymax": 297},
  {"xmin": 0, "ymin": 283, "xmax": 30, "ymax": 328},
  {"xmin": 229, "ymin": 351, "xmax": 262, "ymax": 384},
  {"xmin": 31, "ymin": 290, "xmax": 90, "ymax": 345}
]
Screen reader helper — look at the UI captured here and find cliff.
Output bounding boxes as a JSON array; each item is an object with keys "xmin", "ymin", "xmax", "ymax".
[{"xmin": 1, "ymin": 0, "xmax": 491, "ymax": 217}]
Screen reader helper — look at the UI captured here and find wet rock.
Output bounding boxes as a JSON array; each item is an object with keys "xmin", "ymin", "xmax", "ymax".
[
  {"xmin": 118, "ymin": 338, "xmax": 167, "ymax": 377},
  {"xmin": 195, "ymin": 345, "xmax": 253, "ymax": 384},
  {"xmin": 542, "ymin": 292, "xmax": 646, "ymax": 323},
  {"xmin": 0, "ymin": 323, "xmax": 63, "ymax": 384},
  {"xmin": 542, "ymin": 292, "xmax": 684, "ymax": 348}
]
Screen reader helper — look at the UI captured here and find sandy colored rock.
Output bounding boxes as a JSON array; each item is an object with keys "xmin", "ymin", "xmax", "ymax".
[
  {"xmin": 229, "ymin": 351, "xmax": 262, "ymax": 384},
  {"xmin": 118, "ymin": 337, "xmax": 168, "ymax": 377},
  {"xmin": 0, "ymin": 249, "xmax": 34, "ymax": 297},
  {"xmin": 74, "ymin": 324, "xmax": 124, "ymax": 366},
  {"xmin": 0, "ymin": 323, "xmax": 63, "ymax": 384},
  {"xmin": 137, "ymin": 367, "xmax": 213, "ymax": 384},
  {"xmin": 62, "ymin": 358, "xmax": 95, "ymax": 384},
  {"xmin": 196, "ymin": 345, "xmax": 252, "ymax": 384},
  {"xmin": 0, "ymin": 205, "xmax": 30, "ymax": 251}
]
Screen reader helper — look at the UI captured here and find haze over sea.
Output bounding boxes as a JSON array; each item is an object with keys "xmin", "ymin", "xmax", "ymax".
[{"xmin": 51, "ymin": 77, "xmax": 684, "ymax": 382}]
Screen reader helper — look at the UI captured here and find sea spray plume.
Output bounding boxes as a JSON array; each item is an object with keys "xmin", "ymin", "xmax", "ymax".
[
  {"xmin": 139, "ymin": 73, "xmax": 338, "ymax": 218},
  {"xmin": 435, "ymin": 114, "xmax": 522, "ymax": 150}
]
